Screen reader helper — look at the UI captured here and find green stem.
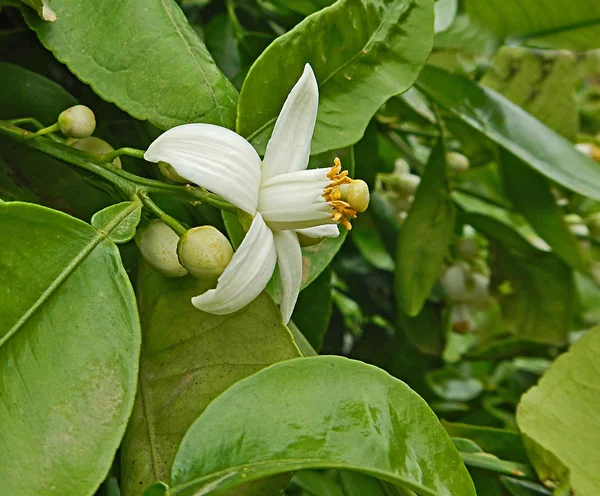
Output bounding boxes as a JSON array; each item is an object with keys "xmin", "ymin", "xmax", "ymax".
[
  {"xmin": 100, "ymin": 146, "xmax": 145, "ymax": 163},
  {"xmin": 0, "ymin": 119, "xmax": 238, "ymax": 213},
  {"xmin": 139, "ymin": 193, "xmax": 188, "ymax": 236},
  {"xmin": 9, "ymin": 118, "xmax": 63, "ymax": 142},
  {"xmin": 25, "ymin": 121, "xmax": 60, "ymax": 139}
]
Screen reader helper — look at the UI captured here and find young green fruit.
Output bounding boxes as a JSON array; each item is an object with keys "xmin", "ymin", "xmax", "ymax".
[
  {"xmin": 140, "ymin": 220, "xmax": 188, "ymax": 277},
  {"xmin": 69, "ymin": 136, "xmax": 122, "ymax": 168},
  {"xmin": 58, "ymin": 105, "xmax": 96, "ymax": 138},
  {"xmin": 177, "ymin": 226, "xmax": 233, "ymax": 283}
]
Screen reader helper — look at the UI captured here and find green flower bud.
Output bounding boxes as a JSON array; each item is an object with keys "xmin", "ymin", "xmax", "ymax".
[
  {"xmin": 177, "ymin": 226, "xmax": 233, "ymax": 283},
  {"xmin": 69, "ymin": 136, "xmax": 122, "ymax": 168},
  {"xmin": 446, "ymin": 151, "xmax": 470, "ymax": 173},
  {"xmin": 158, "ymin": 161, "xmax": 188, "ymax": 183},
  {"xmin": 140, "ymin": 220, "xmax": 188, "ymax": 277},
  {"xmin": 58, "ymin": 105, "xmax": 96, "ymax": 138}
]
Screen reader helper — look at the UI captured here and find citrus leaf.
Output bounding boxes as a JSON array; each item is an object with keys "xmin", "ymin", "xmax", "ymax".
[
  {"xmin": 237, "ymin": 0, "xmax": 434, "ymax": 155},
  {"xmin": 91, "ymin": 201, "xmax": 142, "ymax": 244},
  {"xmin": 119, "ymin": 263, "xmax": 301, "ymax": 495},
  {"xmin": 170, "ymin": 356, "xmax": 476, "ymax": 496},
  {"xmin": 396, "ymin": 140, "xmax": 456, "ymax": 316},
  {"xmin": 0, "ymin": 202, "xmax": 141, "ymax": 495},
  {"xmin": 417, "ymin": 65, "xmax": 600, "ymax": 202},
  {"xmin": 517, "ymin": 327, "xmax": 600, "ymax": 495},
  {"xmin": 24, "ymin": 0, "xmax": 238, "ymax": 129}
]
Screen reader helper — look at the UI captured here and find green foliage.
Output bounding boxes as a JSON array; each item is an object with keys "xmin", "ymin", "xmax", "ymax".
[
  {"xmin": 169, "ymin": 357, "xmax": 476, "ymax": 495},
  {"xmin": 24, "ymin": 0, "xmax": 238, "ymax": 129},
  {"xmin": 517, "ymin": 327, "xmax": 600, "ymax": 494},
  {"xmin": 237, "ymin": 0, "xmax": 435, "ymax": 154},
  {"xmin": 0, "ymin": 202, "xmax": 140, "ymax": 495}
]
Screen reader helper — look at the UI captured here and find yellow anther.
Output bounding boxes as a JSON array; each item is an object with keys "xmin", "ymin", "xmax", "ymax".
[{"xmin": 323, "ymin": 157, "xmax": 368, "ymax": 230}]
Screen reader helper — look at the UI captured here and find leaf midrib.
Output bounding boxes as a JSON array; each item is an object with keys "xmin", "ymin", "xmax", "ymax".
[
  {"xmin": 0, "ymin": 201, "xmax": 139, "ymax": 349},
  {"xmin": 244, "ymin": 0, "xmax": 415, "ymax": 142},
  {"xmin": 169, "ymin": 459, "xmax": 440, "ymax": 496},
  {"xmin": 158, "ymin": 0, "xmax": 228, "ymax": 125}
]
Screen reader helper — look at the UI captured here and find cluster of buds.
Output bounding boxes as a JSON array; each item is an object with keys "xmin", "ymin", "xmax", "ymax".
[
  {"xmin": 377, "ymin": 158, "xmax": 421, "ymax": 223},
  {"xmin": 58, "ymin": 105, "xmax": 122, "ymax": 168},
  {"xmin": 441, "ymin": 235, "xmax": 492, "ymax": 333},
  {"xmin": 139, "ymin": 220, "xmax": 233, "ymax": 285}
]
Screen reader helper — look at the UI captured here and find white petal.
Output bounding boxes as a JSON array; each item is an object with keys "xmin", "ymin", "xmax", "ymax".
[
  {"xmin": 145, "ymin": 123, "xmax": 262, "ymax": 214},
  {"xmin": 296, "ymin": 225, "xmax": 340, "ymax": 238},
  {"xmin": 258, "ymin": 167, "xmax": 336, "ymax": 231},
  {"xmin": 273, "ymin": 230, "xmax": 302, "ymax": 324},
  {"xmin": 261, "ymin": 64, "xmax": 319, "ymax": 182},
  {"xmin": 191, "ymin": 213, "xmax": 276, "ymax": 314}
]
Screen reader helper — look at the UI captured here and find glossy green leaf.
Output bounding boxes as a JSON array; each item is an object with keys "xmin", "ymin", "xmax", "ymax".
[
  {"xmin": 464, "ymin": 0, "xmax": 600, "ymax": 50},
  {"xmin": 398, "ymin": 303, "xmax": 445, "ymax": 356},
  {"xmin": 517, "ymin": 326, "xmax": 600, "ymax": 494},
  {"xmin": 417, "ymin": 65, "xmax": 600, "ymax": 202},
  {"xmin": 91, "ymin": 201, "xmax": 142, "ymax": 244},
  {"xmin": 19, "ymin": 0, "xmax": 55, "ymax": 21},
  {"xmin": 396, "ymin": 141, "xmax": 456, "ymax": 316},
  {"xmin": 24, "ymin": 0, "xmax": 238, "ymax": 129},
  {"xmin": 0, "ymin": 202, "xmax": 141, "ymax": 495},
  {"xmin": 339, "ymin": 470, "xmax": 386, "ymax": 496},
  {"xmin": 120, "ymin": 263, "xmax": 301, "ymax": 495},
  {"xmin": 481, "ymin": 47, "xmax": 580, "ymax": 140},
  {"xmin": 500, "ymin": 150, "xmax": 587, "ymax": 272},
  {"xmin": 434, "ymin": 0, "xmax": 457, "ymax": 33},
  {"xmin": 170, "ymin": 356, "xmax": 476, "ymax": 496},
  {"xmin": 237, "ymin": 0, "xmax": 435, "ymax": 155},
  {"xmin": 269, "ymin": 0, "xmax": 334, "ymax": 16},
  {"xmin": 426, "ymin": 368, "xmax": 484, "ymax": 402}
]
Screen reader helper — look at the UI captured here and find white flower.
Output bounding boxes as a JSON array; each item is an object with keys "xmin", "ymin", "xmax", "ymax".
[{"xmin": 144, "ymin": 64, "xmax": 368, "ymax": 323}]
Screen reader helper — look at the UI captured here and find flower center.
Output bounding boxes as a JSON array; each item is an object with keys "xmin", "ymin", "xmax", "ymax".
[{"xmin": 322, "ymin": 157, "xmax": 369, "ymax": 230}]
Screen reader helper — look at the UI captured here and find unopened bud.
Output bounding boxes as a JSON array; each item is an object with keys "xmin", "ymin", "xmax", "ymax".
[
  {"xmin": 391, "ymin": 174, "xmax": 420, "ymax": 196},
  {"xmin": 58, "ymin": 105, "xmax": 96, "ymax": 138},
  {"xmin": 441, "ymin": 263, "xmax": 468, "ymax": 301},
  {"xmin": 69, "ymin": 136, "xmax": 121, "ymax": 168},
  {"xmin": 446, "ymin": 151, "xmax": 470, "ymax": 173},
  {"xmin": 177, "ymin": 226, "xmax": 233, "ymax": 283},
  {"xmin": 456, "ymin": 238, "xmax": 479, "ymax": 261},
  {"xmin": 140, "ymin": 220, "xmax": 188, "ymax": 277},
  {"xmin": 394, "ymin": 158, "xmax": 410, "ymax": 176},
  {"xmin": 158, "ymin": 161, "xmax": 188, "ymax": 183}
]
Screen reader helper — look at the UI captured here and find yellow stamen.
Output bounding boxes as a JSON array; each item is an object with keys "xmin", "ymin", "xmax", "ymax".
[{"xmin": 323, "ymin": 157, "xmax": 357, "ymax": 230}]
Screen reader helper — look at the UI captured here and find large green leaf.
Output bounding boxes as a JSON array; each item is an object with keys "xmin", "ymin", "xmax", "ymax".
[
  {"xmin": 517, "ymin": 327, "xmax": 600, "ymax": 494},
  {"xmin": 0, "ymin": 202, "xmax": 141, "ymax": 495},
  {"xmin": 417, "ymin": 65, "xmax": 600, "ymax": 202},
  {"xmin": 120, "ymin": 263, "xmax": 301, "ymax": 495},
  {"xmin": 500, "ymin": 150, "xmax": 587, "ymax": 272},
  {"xmin": 24, "ymin": 0, "xmax": 238, "ymax": 129},
  {"xmin": 169, "ymin": 356, "xmax": 475, "ymax": 496},
  {"xmin": 464, "ymin": 0, "xmax": 600, "ymax": 50},
  {"xmin": 396, "ymin": 140, "xmax": 455, "ymax": 316},
  {"xmin": 237, "ymin": 0, "xmax": 434, "ymax": 155}
]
